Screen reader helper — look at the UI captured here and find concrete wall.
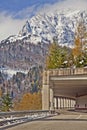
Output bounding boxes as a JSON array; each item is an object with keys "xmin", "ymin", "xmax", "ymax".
[{"xmin": 76, "ymin": 95, "xmax": 87, "ymax": 109}]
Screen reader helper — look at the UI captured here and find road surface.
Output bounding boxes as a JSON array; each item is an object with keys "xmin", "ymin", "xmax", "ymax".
[{"xmin": 5, "ymin": 113, "xmax": 87, "ymax": 130}]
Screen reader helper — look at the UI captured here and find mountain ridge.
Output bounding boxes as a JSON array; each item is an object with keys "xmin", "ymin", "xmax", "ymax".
[{"xmin": 1, "ymin": 9, "xmax": 87, "ymax": 47}]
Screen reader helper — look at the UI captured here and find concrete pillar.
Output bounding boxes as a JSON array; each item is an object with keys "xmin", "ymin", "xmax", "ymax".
[
  {"xmin": 71, "ymin": 99, "xmax": 73, "ymax": 108},
  {"xmin": 63, "ymin": 98, "xmax": 64, "ymax": 108},
  {"xmin": 64, "ymin": 98, "xmax": 67, "ymax": 108},
  {"xmin": 50, "ymin": 88, "xmax": 54, "ymax": 110},
  {"xmin": 71, "ymin": 100, "xmax": 75, "ymax": 108},
  {"xmin": 56, "ymin": 97, "xmax": 58, "ymax": 109},
  {"xmin": 54, "ymin": 97, "xmax": 57, "ymax": 109},
  {"xmin": 66, "ymin": 98, "xmax": 69, "ymax": 108},
  {"xmin": 42, "ymin": 85, "xmax": 50, "ymax": 110},
  {"xmin": 55, "ymin": 97, "xmax": 58, "ymax": 109},
  {"xmin": 58, "ymin": 98, "xmax": 61, "ymax": 109},
  {"xmin": 68, "ymin": 99, "xmax": 70, "ymax": 108},
  {"xmin": 60, "ymin": 98, "xmax": 62, "ymax": 109},
  {"xmin": 63, "ymin": 98, "xmax": 66, "ymax": 108},
  {"xmin": 71, "ymin": 99, "xmax": 75, "ymax": 108},
  {"xmin": 70, "ymin": 99, "xmax": 71, "ymax": 108},
  {"xmin": 42, "ymin": 71, "xmax": 50, "ymax": 110},
  {"xmin": 61, "ymin": 98, "xmax": 64, "ymax": 108}
]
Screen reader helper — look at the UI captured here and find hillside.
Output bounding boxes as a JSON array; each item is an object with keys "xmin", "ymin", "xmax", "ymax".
[{"xmin": 0, "ymin": 66, "xmax": 43, "ymax": 101}]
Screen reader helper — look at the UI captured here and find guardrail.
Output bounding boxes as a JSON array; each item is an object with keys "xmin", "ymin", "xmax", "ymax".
[
  {"xmin": 0, "ymin": 110, "xmax": 55, "ymax": 129},
  {"xmin": 0, "ymin": 110, "xmax": 50, "ymax": 116}
]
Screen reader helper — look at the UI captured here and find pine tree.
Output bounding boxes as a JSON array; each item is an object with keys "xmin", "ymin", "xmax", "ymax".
[
  {"xmin": 1, "ymin": 93, "xmax": 12, "ymax": 111},
  {"xmin": 46, "ymin": 42, "xmax": 69, "ymax": 69}
]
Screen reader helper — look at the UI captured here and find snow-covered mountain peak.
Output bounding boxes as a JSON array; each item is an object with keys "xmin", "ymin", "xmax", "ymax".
[
  {"xmin": 1, "ymin": 9, "xmax": 87, "ymax": 47},
  {"xmin": 19, "ymin": 20, "xmax": 32, "ymax": 36}
]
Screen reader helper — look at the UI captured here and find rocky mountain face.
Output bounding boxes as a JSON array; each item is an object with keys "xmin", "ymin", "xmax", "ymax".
[
  {"xmin": 0, "ymin": 9, "xmax": 87, "ymax": 70},
  {"xmin": 0, "ymin": 66, "xmax": 43, "ymax": 101},
  {"xmin": 0, "ymin": 40, "xmax": 48, "ymax": 70}
]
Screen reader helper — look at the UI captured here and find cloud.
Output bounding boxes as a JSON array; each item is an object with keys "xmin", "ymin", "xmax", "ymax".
[
  {"xmin": 0, "ymin": 12, "xmax": 25, "ymax": 41},
  {"xmin": 36, "ymin": 0, "xmax": 87, "ymax": 14},
  {"xmin": 60, "ymin": 0, "xmax": 87, "ymax": 10},
  {"xmin": 0, "ymin": 4, "xmax": 40, "ymax": 41},
  {"xmin": 16, "ymin": 0, "xmax": 87, "ymax": 17},
  {"xmin": 14, "ymin": 5, "xmax": 38, "ymax": 19}
]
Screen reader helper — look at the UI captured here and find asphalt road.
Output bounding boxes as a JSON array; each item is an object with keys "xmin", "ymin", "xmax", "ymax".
[{"xmin": 5, "ymin": 114, "xmax": 87, "ymax": 130}]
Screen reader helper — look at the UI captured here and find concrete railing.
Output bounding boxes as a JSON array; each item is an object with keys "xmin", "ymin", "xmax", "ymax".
[
  {"xmin": 0, "ymin": 110, "xmax": 50, "ymax": 117},
  {"xmin": 46, "ymin": 67, "xmax": 87, "ymax": 76},
  {"xmin": 0, "ymin": 110, "xmax": 55, "ymax": 129},
  {"xmin": 43, "ymin": 67, "xmax": 87, "ymax": 85}
]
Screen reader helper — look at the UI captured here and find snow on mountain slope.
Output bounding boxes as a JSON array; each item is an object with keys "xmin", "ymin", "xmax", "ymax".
[
  {"xmin": 1, "ymin": 9, "xmax": 87, "ymax": 47},
  {"xmin": 0, "ymin": 66, "xmax": 28, "ymax": 79},
  {"xmin": 17, "ymin": 9, "xmax": 87, "ymax": 47}
]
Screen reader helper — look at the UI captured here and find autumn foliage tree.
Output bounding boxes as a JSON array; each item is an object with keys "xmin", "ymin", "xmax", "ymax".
[
  {"xmin": 72, "ymin": 20, "xmax": 87, "ymax": 67},
  {"xmin": 0, "ymin": 87, "xmax": 2, "ymax": 97},
  {"xmin": 14, "ymin": 92, "xmax": 42, "ymax": 111}
]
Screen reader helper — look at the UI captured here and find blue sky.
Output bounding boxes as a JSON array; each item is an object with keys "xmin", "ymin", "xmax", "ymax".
[
  {"xmin": 0, "ymin": 0, "xmax": 62, "ymax": 41},
  {"xmin": 0, "ymin": 0, "xmax": 60, "ymax": 13},
  {"xmin": 0, "ymin": 0, "xmax": 87, "ymax": 41}
]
